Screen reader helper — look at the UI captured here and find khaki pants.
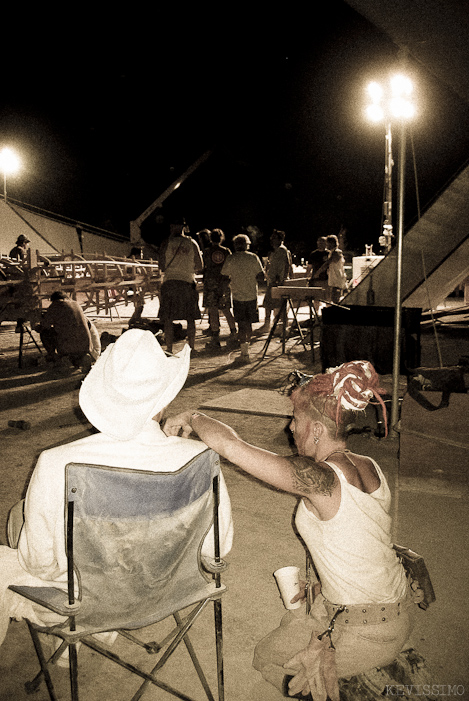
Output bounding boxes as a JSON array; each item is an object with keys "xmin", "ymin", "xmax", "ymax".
[{"xmin": 252, "ymin": 595, "xmax": 414, "ymax": 693}]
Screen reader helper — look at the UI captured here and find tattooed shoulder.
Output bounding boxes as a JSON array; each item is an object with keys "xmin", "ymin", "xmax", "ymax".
[{"xmin": 287, "ymin": 455, "xmax": 336, "ymax": 496}]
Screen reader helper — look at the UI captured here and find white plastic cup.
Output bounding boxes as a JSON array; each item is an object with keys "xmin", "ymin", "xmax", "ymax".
[{"xmin": 273, "ymin": 566, "xmax": 301, "ymax": 610}]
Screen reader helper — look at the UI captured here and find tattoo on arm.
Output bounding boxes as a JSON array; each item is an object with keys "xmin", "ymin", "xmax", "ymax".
[{"xmin": 287, "ymin": 455, "xmax": 336, "ymax": 496}]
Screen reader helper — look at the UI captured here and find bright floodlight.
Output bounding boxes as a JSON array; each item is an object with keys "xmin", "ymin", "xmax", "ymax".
[
  {"xmin": 390, "ymin": 97, "xmax": 415, "ymax": 120},
  {"xmin": 390, "ymin": 74, "xmax": 413, "ymax": 98},
  {"xmin": 366, "ymin": 74, "xmax": 414, "ymax": 122},
  {"xmin": 366, "ymin": 104, "xmax": 384, "ymax": 122},
  {"xmin": 0, "ymin": 147, "xmax": 20, "ymax": 175},
  {"xmin": 367, "ymin": 81, "xmax": 383, "ymax": 102}
]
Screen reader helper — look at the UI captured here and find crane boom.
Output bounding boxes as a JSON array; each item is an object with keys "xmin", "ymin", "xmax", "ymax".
[{"xmin": 130, "ymin": 150, "xmax": 213, "ymax": 242}]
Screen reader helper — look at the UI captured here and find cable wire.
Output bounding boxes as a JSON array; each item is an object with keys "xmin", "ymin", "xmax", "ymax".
[{"xmin": 409, "ymin": 127, "xmax": 443, "ymax": 367}]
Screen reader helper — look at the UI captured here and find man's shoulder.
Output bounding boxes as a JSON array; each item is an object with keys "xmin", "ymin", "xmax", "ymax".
[{"xmin": 38, "ymin": 433, "xmax": 101, "ymax": 463}]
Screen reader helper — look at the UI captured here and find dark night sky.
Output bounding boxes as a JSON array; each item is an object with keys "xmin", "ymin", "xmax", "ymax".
[{"xmin": 1, "ymin": 3, "xmax": 469, "ymax": 255}]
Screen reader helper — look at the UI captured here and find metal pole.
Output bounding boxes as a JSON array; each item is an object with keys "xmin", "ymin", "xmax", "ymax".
[
  {"xmin": 383, "ymin": 122, "xmax": 393, "ymax": 252},
  {"xmin": 390, "ymin": 119, "xmax": 406, "ymax": 435}
]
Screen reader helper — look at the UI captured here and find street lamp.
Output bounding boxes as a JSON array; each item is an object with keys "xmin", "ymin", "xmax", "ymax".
[
  {"xmin": 365, "ymin": 71, "xmax": 415, "ymax": 435},
  {"xmin": 0, "ymin": 147, "xmax": 20, "ymax": 203}
]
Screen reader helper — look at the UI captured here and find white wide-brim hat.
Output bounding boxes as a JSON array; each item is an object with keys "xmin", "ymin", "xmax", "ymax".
[{"xmin": 79, "ymin": 329, "xmax": 191, "ymax": 440}]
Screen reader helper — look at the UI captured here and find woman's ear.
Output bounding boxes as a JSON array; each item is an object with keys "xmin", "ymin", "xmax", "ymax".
[{"xmin": 312, "ymin": 421, "xmax": 326, "ymax": 441}]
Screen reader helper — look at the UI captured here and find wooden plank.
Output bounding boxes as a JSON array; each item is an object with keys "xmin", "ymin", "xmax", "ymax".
[{"xmin": 199, "ymin": 388, "xmax": 293, "ymax": 418}]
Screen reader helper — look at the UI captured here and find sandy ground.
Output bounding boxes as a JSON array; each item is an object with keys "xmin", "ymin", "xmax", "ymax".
[{"xmin": 0, "ymin": 294, "xmax": 468, "ymax": 700}]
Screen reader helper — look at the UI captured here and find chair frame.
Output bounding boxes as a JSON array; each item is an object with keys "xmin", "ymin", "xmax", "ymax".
[{"xmin": 9, "ymin": 451, "xmax": 227, "ymax": 701}]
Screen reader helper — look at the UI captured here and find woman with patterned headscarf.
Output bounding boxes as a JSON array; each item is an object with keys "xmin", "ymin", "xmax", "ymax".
[{"xmin": 163, "ymin": 361, "xmax": 416, "ymax": 700}]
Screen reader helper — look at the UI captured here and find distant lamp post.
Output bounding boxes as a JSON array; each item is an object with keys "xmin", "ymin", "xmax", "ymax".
[
  {"xmin": 365, "ymin": 71, "xmax": 415, "ymax": 435},
  {"xmin": 0, "ymin": 147, "xmax": 20, "ymax": 203}
]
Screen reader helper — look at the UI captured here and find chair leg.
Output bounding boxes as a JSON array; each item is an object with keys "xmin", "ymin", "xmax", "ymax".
[
  {"xmin": 26, "ymin": 622, "xmax": 59, "ymax": 701},
  {"xmin": 69, "ymin": 642, "xmax": 79, "ymax": 701},
  {"xmin": 175, "ymin": 612, "xmax": 214, "ymax": 701},
  {"xmin": 214, "ymin": 600, "xmax": 224, "ymax": 701},
  {"xmin": 131, "ymin": 601, "xmax": 215, "ymax": 701}
]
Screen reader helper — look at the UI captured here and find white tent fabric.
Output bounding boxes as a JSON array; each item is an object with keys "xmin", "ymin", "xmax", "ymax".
[{"xmin": 0, "ymin": 199, "xmax": 130, "ymax": 259}]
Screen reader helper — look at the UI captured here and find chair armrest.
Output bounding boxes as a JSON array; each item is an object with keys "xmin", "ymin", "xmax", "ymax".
[{"xmin": 8, "ymin": 585, "xmax": 81, "ymax": 616}]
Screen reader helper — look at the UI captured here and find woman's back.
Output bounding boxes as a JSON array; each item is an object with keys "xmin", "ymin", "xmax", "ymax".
[
  {"xmin": 325, "ymin": 450, "xmax": 380, "ymax": 494},
  {"xmin": 295, "ymin": 455, "xmax": 407, "ymax": 605}
]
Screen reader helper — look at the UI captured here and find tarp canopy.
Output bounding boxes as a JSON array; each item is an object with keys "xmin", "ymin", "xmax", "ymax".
[{"xmin": 0, "ymin": 199, "xmax": 130, "ymax": 259}]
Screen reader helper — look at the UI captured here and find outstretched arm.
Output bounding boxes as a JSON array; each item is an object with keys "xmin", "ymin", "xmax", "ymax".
[
  {"xmin": 164, "ymin": 411, "xmax": 299, "ymax": 495},
  {"xmin": 164, "ymin": 412, "xmax": 338, "ymax": 506}
]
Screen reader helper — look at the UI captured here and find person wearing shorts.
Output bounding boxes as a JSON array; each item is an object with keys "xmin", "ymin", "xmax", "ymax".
[{"xmin": 221, "ymin": 234, "xmax": 264, "ymax": 362}]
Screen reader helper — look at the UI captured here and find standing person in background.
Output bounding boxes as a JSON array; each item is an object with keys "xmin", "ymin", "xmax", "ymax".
[
  {"xmin": 202, "ymin": 229, "xmax": 238, "ymax": 350},
  {"xmin": 324, "ymin": 235, "xmax": 347, "ymax": 304},
  {"xmin": 158, "ymin": 218, "xmax": 203, "ymax": 354},
  {"xmin": 306, "ymin": 236, "xmax": 330, "ymax": 313},
  {"xmin": 306, "ymin": 237, "xmax": 329, "ymax": 288},
  {"xmin": 221, "ymin": 234, "xmax": 264, "ymax": 363},
  {"xmin": 261, "ymin": 230, "xmax": 293, "ymax": 332},
  {"xmin": 195, "ymin": 228, "xmax": 211, "ymax": 253}
]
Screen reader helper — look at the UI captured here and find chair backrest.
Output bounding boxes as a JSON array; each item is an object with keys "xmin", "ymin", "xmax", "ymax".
[{"xmin": 65, "ymin": 448, "xmax": 220, "ymax": 631}]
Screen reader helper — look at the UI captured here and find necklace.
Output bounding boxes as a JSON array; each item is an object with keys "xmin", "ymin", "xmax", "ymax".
[{"xmin": 319, "ymin": 448, "xmax": 356, "ymax": 467}]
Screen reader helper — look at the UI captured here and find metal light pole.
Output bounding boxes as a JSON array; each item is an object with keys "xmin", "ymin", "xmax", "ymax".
[
  {"xmin": 366, "ymin": 72, "xmax": 415, "ymax": 435},
  {"xmin": 390, "ymin": 118, "xmax": 407, "ymax": 434},
  {"xmin": 382, "ymin": 122, "xmax": 393, "ymax": 253}
]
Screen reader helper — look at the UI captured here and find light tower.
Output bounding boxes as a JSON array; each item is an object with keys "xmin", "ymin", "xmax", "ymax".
[{"xmin": 366, "ymin": 71, "xmax": 416, "ymax": 434}]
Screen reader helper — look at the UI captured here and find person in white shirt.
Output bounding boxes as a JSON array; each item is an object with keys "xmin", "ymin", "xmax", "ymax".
[
  {"xmin": 221, "ymin": 234, "xmax": 264, "ymax": 362},
  {"xmin": 0, "ymin": 330, "xmax": 233, "ymax": 651}
]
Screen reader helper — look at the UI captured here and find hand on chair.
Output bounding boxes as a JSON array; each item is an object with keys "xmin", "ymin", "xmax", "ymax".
[{"xmin": 162, "ymin": 412, "xmax": 193, "ymax": 438}]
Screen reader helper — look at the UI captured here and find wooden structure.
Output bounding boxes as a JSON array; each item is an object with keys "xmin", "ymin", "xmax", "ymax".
[{"xmin": 0, "ymin": 250, "xmax": 161, "ymax": 325}]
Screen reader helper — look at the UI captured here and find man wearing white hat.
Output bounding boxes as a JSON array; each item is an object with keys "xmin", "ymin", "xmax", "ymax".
[{"xmin": 0, "ymin": 330, "xmax": 233, "ymax": 646}]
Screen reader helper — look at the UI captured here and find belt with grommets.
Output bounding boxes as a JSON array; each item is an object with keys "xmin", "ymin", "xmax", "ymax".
[{"xmin": 324, "ymin": 597, "xmax": 411, "ymax": 625}]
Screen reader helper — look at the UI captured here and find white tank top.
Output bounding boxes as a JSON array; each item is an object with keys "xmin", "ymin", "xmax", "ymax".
[{"xmin": 295, "ymin": 458, "xmax": 407, "ymax": 605}]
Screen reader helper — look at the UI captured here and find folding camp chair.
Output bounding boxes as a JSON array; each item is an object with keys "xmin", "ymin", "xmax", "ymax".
[{"xmin": 9, "ymin": 448, "xmax": 227, "ymax": 701}]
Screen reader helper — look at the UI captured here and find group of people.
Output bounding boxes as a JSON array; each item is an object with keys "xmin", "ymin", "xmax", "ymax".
[
  {"xmin": 158, "ymin": 222, "xmax": 292, "ymax": 363},
  {"xmin": 0, "ymin": 325, "xmax": 419, "ymax": 699},
  {"xmin": 6, "ymin": 225, "xmax": 346, "ymax": 367},
  {"xmin": 157, "ymin": 221, "xmax": 349, "ymax": 361}
]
